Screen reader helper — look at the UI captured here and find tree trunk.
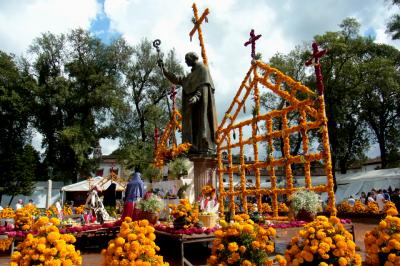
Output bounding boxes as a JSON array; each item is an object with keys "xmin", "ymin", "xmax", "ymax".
[
  {"xmin": 8, "ymin": 195, "xmax": 14, "ymax": 207},
  {"xmin": 378, "ymin": 135, "xmax": 387, "ymax": 169},
  {"xmin": 339, "ymin": 158, "xmax": 347, "ymax": 174}
]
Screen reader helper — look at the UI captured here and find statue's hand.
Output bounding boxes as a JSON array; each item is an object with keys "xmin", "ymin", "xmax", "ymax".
[{"xmin": 188, "ymin": 95, "xmax": 199, "ymax": 104}]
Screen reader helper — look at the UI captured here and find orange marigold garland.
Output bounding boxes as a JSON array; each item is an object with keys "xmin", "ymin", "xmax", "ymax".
[
  {"xmin": 101, "ymin": 217, "xmax": 168, "ymax": 266},
  {"xmin": 216, "ymin": 58, "xmax": 336, "ymax": 219},
  {"xmin": 285, "ymin": 216, "xmax": 361, "ymax": 266},
  {"xmin": 10, "ymin": 217, "xmax": 82, "ymax": 266}
]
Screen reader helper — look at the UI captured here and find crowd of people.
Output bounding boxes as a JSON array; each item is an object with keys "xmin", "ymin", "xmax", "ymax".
[{"xmin": 347, "ymin": 187, "xmax": 400, "ymax": 211}]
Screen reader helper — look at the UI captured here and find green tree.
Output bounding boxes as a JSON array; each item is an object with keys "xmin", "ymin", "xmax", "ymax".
[
  {"xmin": 314, "ymin": 18, "xmax": 371, "ymax": 176},
  {"xmin": 386, "ymin": 0, "xmax": 400, "ymax": 40},
  {"xmin": 29, "ymin": 29, "xmax": 132, "ymax": 182},
  {"xmin": 4, "ymin": 145, "xmax": 39, "ymax": 205},
  {"xmin": 0, "ymin": 51, "xmax": 37, "ymax": 202},
  {"xmin": 116, "ymin": 39, "xmax": 183, "ymax": 171},
  {"xmin": 359, "ymin": 44, "xmax": 400, "ymax": 168}
]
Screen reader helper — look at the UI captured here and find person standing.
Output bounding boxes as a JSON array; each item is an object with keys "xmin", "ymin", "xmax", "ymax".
[
  {"xmin": 376, "ymin": 189, "xmax": 386, "ymax": 211},
  {"xmin": 367, "ymin": 192, "xmax": 375, "ymax": 203},
  {"xmin": 359, "ymin": 192, "xmax": 367, "ymax": 205},
  {"xmin": 15, "ymin": 199, "xmax": 23, "ymax": 210},
  {"xmin": 121, "ymin": 167, "xmax": 144, "ymax": 221},
  {"xmin": 347, "ymin": 196, "xmax": 355, "ymax": 207}
]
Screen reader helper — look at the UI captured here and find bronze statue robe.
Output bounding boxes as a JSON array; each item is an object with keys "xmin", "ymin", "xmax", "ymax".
[{"xmin": 164, "ymin": 61, "xmax": 218, "ymax": 154}]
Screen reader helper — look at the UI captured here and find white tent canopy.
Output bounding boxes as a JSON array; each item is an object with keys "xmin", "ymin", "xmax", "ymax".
[
  {"xmin": 61, "ymin": 176, "xmax": 126, "ymax": 192},
  {"xmin": 335, "ymin": 168, "xmax": 400, "ymax": 203}
]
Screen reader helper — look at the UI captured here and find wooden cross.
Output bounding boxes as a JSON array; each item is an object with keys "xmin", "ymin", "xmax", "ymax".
[
  {"xmin": 189, "ymin": 3, "xmax": 209, "ymax": 65},
  {"xmin": 244, "ymin": 29, "xmax": 262, "ymax": 59},
  {"xmin": 305, "ymin": 42, "xmax": 327, "ymax": 95}
]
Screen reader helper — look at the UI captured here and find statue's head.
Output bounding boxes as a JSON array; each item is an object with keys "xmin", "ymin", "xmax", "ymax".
[{"xmin": 185, "ymin": 52, "xmax": 199, "ymax": 66}]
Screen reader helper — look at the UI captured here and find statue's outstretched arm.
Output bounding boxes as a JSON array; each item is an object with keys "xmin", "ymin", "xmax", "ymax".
[
  {"xmin": 158, "ymin": 59, "xmax": 184, "ymax": 85},
  {"xmin": 163, "ymin": 68, "xmax": 184, "ymax": 85}
]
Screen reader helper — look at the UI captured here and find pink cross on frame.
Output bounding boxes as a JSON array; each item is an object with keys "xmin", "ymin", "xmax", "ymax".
[
  {"xmin": 169, "ymin": 85, "xmax": 177, "ymax": 107},
  {"xmin": 305, "ymin": 42, "xmax": 327, "ymax": 95},
  {"xmin": 244, "ymin": 29, "xmax": 262, "ymax": 59}
]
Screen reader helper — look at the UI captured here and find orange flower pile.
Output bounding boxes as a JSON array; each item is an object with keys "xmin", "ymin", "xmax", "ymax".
[
  {"xmin": 10, "ymin": 217, "xmax": 82, "ymax": 266},
  {"xmin": 285, "ymin": 216, "xmax": 361, "ymax": 266},
  {"xmin": 261, "ymin": 203, "xmax": 272, "ymax": 213},
  {"xmin": 63, "ymin": 205, "xmax": 73, "ymax": 216},
  {"xmin": 169, "ymin": 199, "xmax": 199, "ymax": 229},
  {"xmin": 216, "ymin": 60, "xmax": 337, "ymax": 219},
  {"xmin": 368, "ymin": 201, "xmax": 380, "ymax": 214},
  {"xmin": 14, "ymin": 206, "xmax": 35, "ymax": 231},
  {"xmin": 279, "ymin": 202, "xmax": 289, "ymax": 213},
  {"xmin": 383, "ymin": 201, "xmax": 398, "ymax": 214},
  {"xmin": 0, "ymin": 237, "xmax": 13, "ymax": 251},
  {"xmin": 337, "ymin": 201, "xmax": 352, "ymax": 213},
  {"xmin": 207, "ymin": 214, "xmax": 285, "ymax": 266},
  {"xmin": 46, "ymin": 205, "xmax": 59, "ymax": 217},
  {"xmin": 0, "ymin": 207, "xmax": 15, "ymax": 219},
  {"xmin": 101, "ymin": 218, "xmax": 168, "ymax": 266},
  {"xmin": 364, "ymin": 206, "xmax": 400, "ymax": 266},
  {"xmin": 74, "ymin": 205, "xmax": 85, "ymax": 215},
  {"xmin": 353, "ymin": 200, "xmax": 367, "ymax": 213}
]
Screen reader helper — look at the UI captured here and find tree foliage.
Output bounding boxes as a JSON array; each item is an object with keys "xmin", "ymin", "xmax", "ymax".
[
  {"xmin": 29, "ymin": 29, "xmax": 132, "ymax": 182},
  {"xmin": 314, "ymin": 18, "xmax": 371, "ymax": 174},
  {"xmin": 115, "ymin": 39, "xmax": 183, "ymax": 171},
  {"xmin": 359, "ymin": 44, "xmax": 400, "ymax": 168},
  {"xmin": 263, "ymin": 17, "xmax": 400, "ymax": 180},
  {"xmin": 0, "ymin": 51, "xmax": 37, "ymax": 200},
  {"xmin": 386, "ymin": 0, "xmax": 400, "ymax": 40}
]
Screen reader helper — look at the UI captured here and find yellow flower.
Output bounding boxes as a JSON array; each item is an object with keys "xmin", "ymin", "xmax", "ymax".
[
  {"xmin": 338, "ymin": 257, "xmax": 347, "ymax": 266},
  {"xmin": 228, "ymin": 242, "xmax": 239, "ymax": 252}
]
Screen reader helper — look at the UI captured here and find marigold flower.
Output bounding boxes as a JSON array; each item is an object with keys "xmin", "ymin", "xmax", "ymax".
[{"xmin": 227, "ymin": 242, "xmax": 239, "ymax": 252}]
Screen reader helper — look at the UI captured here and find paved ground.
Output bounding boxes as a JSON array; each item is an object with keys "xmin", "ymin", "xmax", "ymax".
[{"xmin": 0, "ymin": 222, "xmax": 377, "ymax": 266}]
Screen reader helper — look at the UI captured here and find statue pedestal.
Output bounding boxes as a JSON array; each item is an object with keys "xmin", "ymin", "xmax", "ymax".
[{"xmin": 189, "ymin": 156, "xmax": 217, "ymax": 200}]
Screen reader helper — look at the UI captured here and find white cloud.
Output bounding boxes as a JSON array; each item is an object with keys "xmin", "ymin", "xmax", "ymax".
[
  {"xmin": 1, "ymin": 0, "xmax": 399, "ymax": 155},
  {"xmin": 104, "ymin": 0, "xmax": 399, "ymax": 124},
  {"xmin": 0, "ymin": 0, "xmax": 99, "ymax": 56},
  {"xmin": 100, "ymin": 138, "xmax": 120, "ymax": 155}
]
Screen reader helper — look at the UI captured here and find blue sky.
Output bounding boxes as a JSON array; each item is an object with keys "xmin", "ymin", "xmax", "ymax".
[{"xmin": 89, "ymin": 0, "xmax": 120, "ymax": 44}]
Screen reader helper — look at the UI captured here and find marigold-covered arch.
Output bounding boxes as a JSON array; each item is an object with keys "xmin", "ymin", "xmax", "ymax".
[{"xmin": 216, "ymin": 60, "xmax": 336, "ymax": 219}]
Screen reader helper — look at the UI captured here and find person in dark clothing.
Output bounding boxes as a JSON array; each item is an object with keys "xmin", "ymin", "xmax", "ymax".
[
  {"xmin": 392, "ymin": 188, "xmax": 400, "ymax": 211},
  {"xmin": 120, "ymin": 167, "xmax": 144, "ymax": 221},
  {"xmin": 383, "ymin": 189, "xmax": 391, "ymax": 201},
  {"xmin": 103, "ymin": 183, "xmax": 117, "ymax": 207}
]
